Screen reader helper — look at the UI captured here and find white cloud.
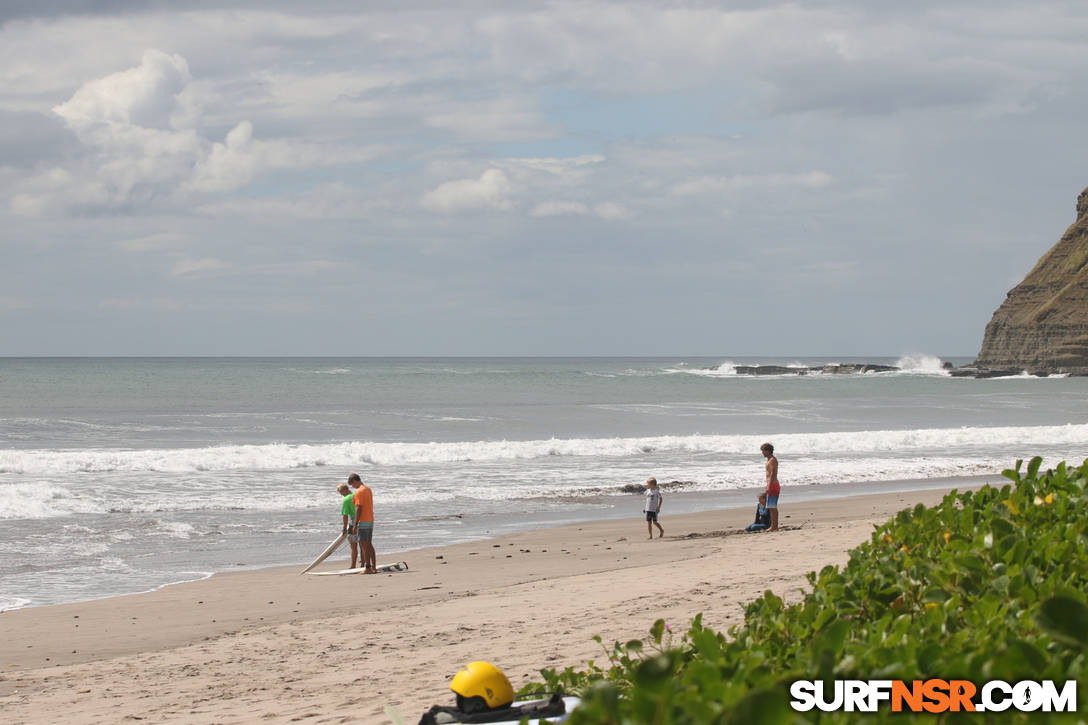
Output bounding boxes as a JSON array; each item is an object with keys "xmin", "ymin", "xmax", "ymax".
[
  {"xmin": 171, "ymin": 257, "xmax": 231, "ymax": 277},
  {"xmin": 115, "ymin": 232, "xmax": 186, "ymax": 252},
  {"xmin": 421, "ymin": 169, "xmax": 514, "ymax": 213},
  {"xmin": 194, "ymin": 182, "xmax": 392, "ymax": 221},
  {"xmin": 592, "ymin": 202, "xmax": 630, "ymax": 220},
  {"xmin": 499, "ymin": 154, "xmax": 605, "ymax": 177},
  {"xmin": 672, "ymin": 172, "xmax": 833, "ymax": 196},
  {"xmin": 526, "ymin": 199, "xmax": 628, "ymax": 220},
  {"xmin": 190, "ymin": 121, "xmax": 259, "ymax": 193},
  {"xmin": 9, "ymin": 49, "xmax": 383, "ymax": 216},
  {"xmin": 530, "ymin": 201, "xmax": 589, "ymax": 217},
  {"xmin": 53, "ymin": 49, "xmax": 190, "ymax": 129}
]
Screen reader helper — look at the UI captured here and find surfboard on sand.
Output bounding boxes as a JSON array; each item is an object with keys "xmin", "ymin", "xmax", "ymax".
[
  {"xmin": 308, "ymin": 561, "xmax": 409, "ymax": 576},
  {"xmin": 300, "ymin": 533, "xmax": 347, "ymax": 574}
]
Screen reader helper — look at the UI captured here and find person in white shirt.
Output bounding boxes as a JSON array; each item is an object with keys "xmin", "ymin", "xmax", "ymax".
[{"xmin": 643, "ymin": 477, "xmax": 664, "ymax": 539}]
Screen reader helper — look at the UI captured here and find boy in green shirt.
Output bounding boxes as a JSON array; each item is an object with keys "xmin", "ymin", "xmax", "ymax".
[{"xmin": 337, "ymin": 483, "xmax": 358, "ymax": 569}]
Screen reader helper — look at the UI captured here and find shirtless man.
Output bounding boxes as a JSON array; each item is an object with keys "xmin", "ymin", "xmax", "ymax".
[{"xmin": 761, "ymin": 442, "xmax": 781, "ymax": 531}]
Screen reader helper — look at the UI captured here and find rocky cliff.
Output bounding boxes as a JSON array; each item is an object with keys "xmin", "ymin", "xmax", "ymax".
[{"xmin": 974, "ymin": 187, "xmax": 1088, "ymax": 374}]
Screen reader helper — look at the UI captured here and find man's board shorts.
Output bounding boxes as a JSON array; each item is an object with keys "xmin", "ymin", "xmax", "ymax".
[
  {"xmin": 350, "ymin": 521, "xmax": 374, "ymax": 543},
  {"xmin": 766, "ymin": 495, "xmax": 779, "ymax": 508},
  {"xmin": 645, "ymin": 511, "xmax": 659, "ymax": 522}
]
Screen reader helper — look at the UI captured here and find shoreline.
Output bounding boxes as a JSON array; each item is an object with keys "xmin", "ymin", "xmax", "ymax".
[
  {"xmin": 4, "ymin": 473, "xmax": 996, "ymax": 615},
  {"xmin": 0, "ymin": 481, "xmax": 989, "ymax": 723}
]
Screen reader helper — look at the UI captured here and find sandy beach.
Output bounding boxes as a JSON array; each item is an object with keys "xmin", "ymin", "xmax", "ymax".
[{"xmin": 0, "ymin": 486, "xmax": 969, "ymax": 724}]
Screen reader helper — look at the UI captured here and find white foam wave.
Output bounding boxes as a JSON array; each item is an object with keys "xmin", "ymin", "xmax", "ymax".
[
  {"xmin": 893, "ymin": 354, "xmax": 950, "ymax": 375},
  {"xmin": 0, "ymin": 483, "xmax": 103, "ymax": 519},
  {"xmin": 665, "ymin": 361, "xmax": 738, "ymax": 377},
  {"xmin": 0, "ymin": 596, "xmax": 32, "ymax": 612},
  {"xmin": 669, "ymin": 356, "xmax": 957, "ymax": 378},
  {"xmin": 1, "ymin": 423, "xmax": 1086, "ymax": 476},
  {"xmin": 156, "ymin": 521, "xmax": 196, "ymax": 539}
]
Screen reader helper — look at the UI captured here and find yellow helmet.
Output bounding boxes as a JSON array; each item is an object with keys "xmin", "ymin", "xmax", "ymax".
[{"xmin": 449, "ymin": 661, "xmax": 515, "ymax": 713}]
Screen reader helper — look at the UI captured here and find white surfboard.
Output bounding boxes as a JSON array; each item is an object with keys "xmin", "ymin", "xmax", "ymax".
[
  {"xmin": 491, "ymin": 697, "xmax": 578, "ymax": 724},
  {"xmin": 308, "ymin": 561, "xmax": 408, "ymax": 576},
  {"xmin": 412, "ymin": 696, "xmax": 579, "ymax": 724},
  {"xmin": 299, "ymin": 532, "xmax": 346, "ymax": 574}
]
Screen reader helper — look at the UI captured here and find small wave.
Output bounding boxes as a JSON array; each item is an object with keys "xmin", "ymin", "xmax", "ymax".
[
  {"xmin": 0, "ymin": 596, "xmax": 32, "ymax": 612},
  {"xmin": 2, "ymin": 423, "xmax": 1086, "ymax": 481},
  {"xmin": 665, "ymin": 361, "xmax": 738, "ymax": 377},
  {"xmin": 285, "ymin": 367, "xmax": 352, "ymax": 375},
  {"xmin": 0, "ymin": 484, "xmax": 103, "ymax": 519},
  {"xmin": 156, "ymin": 521, "xmax": 196, "ymax": 539}
]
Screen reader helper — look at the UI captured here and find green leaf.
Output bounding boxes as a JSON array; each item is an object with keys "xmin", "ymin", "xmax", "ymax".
[
  {"xmin": 724, "ymin": 686, "xmax": 791, "ymax": 725},
  {"xmin": 812, "ymin": 617, "xmax": 849, "ymax": 656},
  {"xmin": 954, "ymin": 553, "xmax": 987, "ymax": 572},
  {"xmin": 922, "ymin": 587, "xmax": 950, "ymax": 603},
  {"xmin": 1036, "ymin": 595, "xmax": 1088, "ymax": 646},
  {"xmin": 632, "ymin": 653, "xmax": 673, "ymax": 689},
  {"xmin": 1002, "ymin": 460, "xmax": 1023, "ymax": 483}
]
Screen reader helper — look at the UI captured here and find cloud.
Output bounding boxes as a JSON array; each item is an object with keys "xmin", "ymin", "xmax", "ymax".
[
  {"xmin": 170, "ymin": 257, "xmax": 231, "ymax": 277},
  {"xmin": 11, "ymin": 48, "xmax": 382, "ymax": 215},
  {"xmin": 190, "ymin": 120, "xmax": 258, "ymax": 193},
  {"xmin": 671, "ymin": 171, "xmax": 833, "ymax": 196},
  {"xmin": 592, "ymin": 201, "xmax": 629, "ymax": 220},
  {"xmin": 115, "ymin": 231, "xmax": 186, "ymax": 252},
  {"xmin": 530, "ymin": 200, "xmax": 589, "ymax": 217},
  {"xmin": 53, "ymin": 48, "xmax": 190, "ymax": 129},
  {"xmin": 527, "ymin": 199, "xmax": 628, "ymax": 220},
  {"xmin": 421, "ymin": 168, "xmax": 513, "ymax": 213},
  {"xmin": 194, "ymin": 182, "xmax": 392, "ymax": 220}
]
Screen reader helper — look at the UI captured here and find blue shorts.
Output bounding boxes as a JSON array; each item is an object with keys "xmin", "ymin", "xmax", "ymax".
[
  {"xmin": 766, "ymin": 495, "xmax": 779, "ymax": 508},
  {"xmin": 645, "ymin": 511, "xmax": 659, "ymax": 522},
  {"xmin": 350, "ymin": 522, "xmax": 373, "ymax": 543},
  {"xmin": 746, "ymin": 523, "xmax": 769, "ymax": 532}
]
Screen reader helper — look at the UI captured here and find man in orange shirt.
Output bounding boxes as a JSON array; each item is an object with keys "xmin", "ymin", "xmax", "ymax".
[{"xmin": 348, "ymin": 473, "xmax": 376, "ymax": 573}]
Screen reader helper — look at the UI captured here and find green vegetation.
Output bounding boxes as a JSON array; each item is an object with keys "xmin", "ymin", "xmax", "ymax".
[{"xmin": 522, "ymin": 458, "xmax": 1088, "ymax": 723}]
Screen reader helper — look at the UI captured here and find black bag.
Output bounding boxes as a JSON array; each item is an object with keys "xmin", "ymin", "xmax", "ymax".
[{"xmin": 418, "ymin": 693, "xmax": 566, "ymax": 724}]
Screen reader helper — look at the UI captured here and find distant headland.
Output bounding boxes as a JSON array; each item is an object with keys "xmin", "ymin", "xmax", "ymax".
[{"xmin": 971, "ymin": 186, "xmax": 1088, "ymax": 376}]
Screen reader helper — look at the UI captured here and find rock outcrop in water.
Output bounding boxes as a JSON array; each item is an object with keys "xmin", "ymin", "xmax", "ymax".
[{"xmin": 974, "ymin": 187, "xmax": 1088, "ymax": 375}]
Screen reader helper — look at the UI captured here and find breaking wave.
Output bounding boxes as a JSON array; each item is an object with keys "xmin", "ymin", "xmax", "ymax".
[{"xmin": 2, "ymin": 423, "xmax": 1086, "ymax": 475}]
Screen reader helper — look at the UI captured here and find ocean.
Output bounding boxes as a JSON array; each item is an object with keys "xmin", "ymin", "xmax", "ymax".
[{"xmin": 2, "ymin": 355, "xmax": 1086, "ymax": 611}]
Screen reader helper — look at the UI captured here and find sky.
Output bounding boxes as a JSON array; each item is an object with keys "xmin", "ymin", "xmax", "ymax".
[{"xmin": 3, "ymin": 1, "xmax": 1088, "ymax": 357}]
